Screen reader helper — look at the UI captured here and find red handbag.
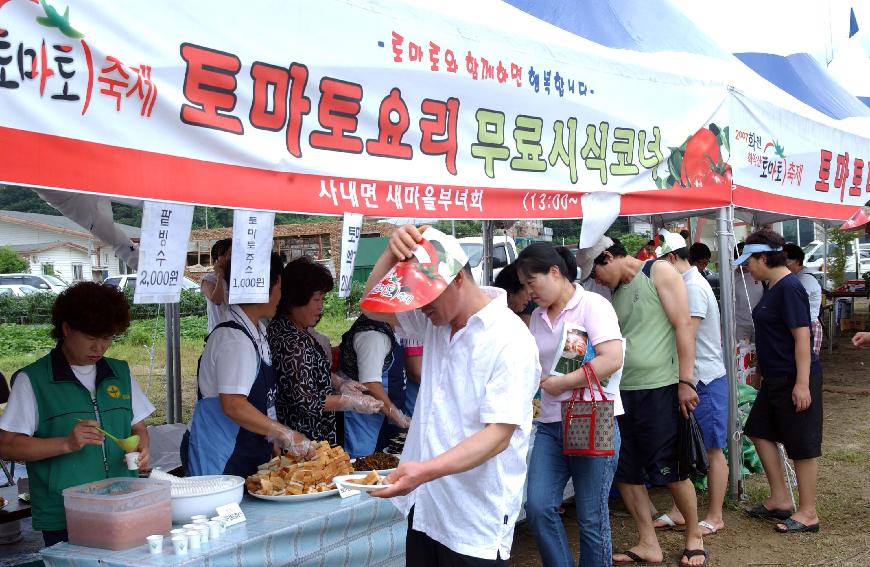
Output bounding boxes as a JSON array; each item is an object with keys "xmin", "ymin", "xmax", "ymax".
[{"xmin": 560, "ymin": 364, "xmax": 615, "ymax": 457}]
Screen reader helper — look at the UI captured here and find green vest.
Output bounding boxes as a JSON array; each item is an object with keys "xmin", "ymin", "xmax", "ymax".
[
  {"xmin": 613, "ymin": 261, "xmax": 679, "ymax": 391},
  {"xmin": 18, "ymin": 348, "xmax": 136, "ymax": 531}
]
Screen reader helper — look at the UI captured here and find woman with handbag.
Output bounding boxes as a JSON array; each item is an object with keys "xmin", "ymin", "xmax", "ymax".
[{"xmin": 518, "ymin": 243, "xmax": 625, "ymax": 567}]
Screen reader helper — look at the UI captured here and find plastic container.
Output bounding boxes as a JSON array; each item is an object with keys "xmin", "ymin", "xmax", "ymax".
[
  {"xmin": 63, "ymin": 477, "xmax": 171, "ymax": 550},
  {"xmin": 160, "ymin": 474, "xmax": 244, "ymax": 524}
]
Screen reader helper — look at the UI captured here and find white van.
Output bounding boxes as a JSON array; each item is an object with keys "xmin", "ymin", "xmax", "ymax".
[
  {"xmin": 457, "ymin": 236, "xmax": 519, "ymax": 285},
  {"xmin": 802, "ymin": 240, "xmax": 870, "ymax": 278}
]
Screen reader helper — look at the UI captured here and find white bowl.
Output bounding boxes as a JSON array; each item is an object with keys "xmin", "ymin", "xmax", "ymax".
[{"xmin": 168, "ymin": 475, "xmax": 244, "ymax": 524}]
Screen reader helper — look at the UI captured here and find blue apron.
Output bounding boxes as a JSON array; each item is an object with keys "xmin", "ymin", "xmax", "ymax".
[
  {"xmin": 183, "ymin": 321, "xmax": 277, "ymax": 478},
  {"xmin": 344, "ymin": 336, "xmax": 406, "ymax": 458}
]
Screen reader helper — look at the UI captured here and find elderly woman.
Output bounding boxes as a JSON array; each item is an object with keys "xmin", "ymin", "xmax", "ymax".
[
  {"xmin": 0, "ymin": 282, "xmax": 153, "ymax": 547},
  {"xmin": 268, "ymin": 257, "xmax": 382, "ymax": 445},
  {"xmin": 737, "ymin": 228, "xmax": 823, "ymax": 534}
]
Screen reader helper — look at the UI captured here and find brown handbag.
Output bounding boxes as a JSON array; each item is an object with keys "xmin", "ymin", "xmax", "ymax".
[{"xmin": 561, "ymin": 364, "xmax": 615, "ymax": 457}]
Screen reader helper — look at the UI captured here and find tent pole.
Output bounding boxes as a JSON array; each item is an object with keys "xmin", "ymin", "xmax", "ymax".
[
  {"xmin": 164, "ymin": 304, "xmax": 176, "ymax": 424},
  {"xmin": 824, "ymin": 227, "xmax": 832, "ymax": 354},
  {"xmin": 717, "ymin": 206, "xmax": 742, "ymax": 499},
  {"xmin": 171, "ymin": 302, "xmax": 183, "ymax": 423},
  {"xmin": 482, "ymin": 221, "xmax": 493, "ymax": 285}
]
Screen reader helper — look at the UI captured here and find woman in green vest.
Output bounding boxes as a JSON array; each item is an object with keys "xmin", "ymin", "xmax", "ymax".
[{"xmin": 0, "ymin": 282, "xmax": 154, "ymax": 547}]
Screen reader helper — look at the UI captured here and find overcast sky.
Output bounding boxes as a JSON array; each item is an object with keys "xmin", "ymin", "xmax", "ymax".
[{"xmin": 670, "ymin": 0, "xmax": 870, "ymax": 65}]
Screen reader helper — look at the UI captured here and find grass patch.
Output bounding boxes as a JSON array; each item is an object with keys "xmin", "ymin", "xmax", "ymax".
[{"xmin": 823, "ymin": 449, "xmax": 870, "ymax": 465}]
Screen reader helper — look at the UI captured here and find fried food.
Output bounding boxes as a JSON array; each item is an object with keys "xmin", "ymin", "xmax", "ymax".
[
  {"xmin": 352, "ymin": 452, "xmax": 399, "ymax": 471},
  {"xmin": 347, "ymin": 470, "xmax": 382, "ymax": 486},
  {"xmin": 246, "ymin": 441, "xmax": 354, "ymax": 496}
]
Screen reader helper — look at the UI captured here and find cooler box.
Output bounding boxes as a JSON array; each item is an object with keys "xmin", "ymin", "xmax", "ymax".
[{"xmin": 63, "ymin": 477, "xmax": 171, "ymax": 550}]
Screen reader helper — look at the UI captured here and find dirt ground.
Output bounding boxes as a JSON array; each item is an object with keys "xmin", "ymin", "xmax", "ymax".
[{"xmin": 510, "ymin": 332, "xmax": 870, "ymax": 567}]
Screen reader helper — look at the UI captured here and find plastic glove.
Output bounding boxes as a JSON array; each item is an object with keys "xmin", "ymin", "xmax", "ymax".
[
  {"xmin": 337, "ymin": 393, "xmax": 383, "ymax": 414},
  {"xmin": 331, "ymin": 374, "xmax": 368, "ymax": 395},
  {"xmin": 268, "ymin": 424, "xmax": 316, "ymax": 459},
  {"xmin": 386, "ymin": 406, "xmax": 411, "ymax": 429}
]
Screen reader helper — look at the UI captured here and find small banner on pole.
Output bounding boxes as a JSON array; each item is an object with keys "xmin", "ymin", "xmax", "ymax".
[
  {"xmin": 229, "ymin": 210, "xmax": 275, "ymax": 304},
  {"xmin": 134, "ymin": 201, "xmax": 194, "ymax": 304},
  {"xmin": 338, "ymin": 213, "xmax": 364, "ymax": 298}
]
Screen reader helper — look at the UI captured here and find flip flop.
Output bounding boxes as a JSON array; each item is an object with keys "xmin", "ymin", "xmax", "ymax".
[
  {"xmin": 653, "ymin": 513, "xmax": 685, "ymax": 531},
  {"xmin": 612, "ymin": 550, "xmax": 663, "ymax": 565},
  {"xmin": 775, "ymin": 518, "xmax": 820, "ymax": 533},
  {"xmin": 744, "ymin": 503, "xmax": 792, "ymax": 520},
  {"xmin": 679, "ymin": 548, "xmax": 709, "ymax": 567},
  {"xmin": 698, "ymin": 520, "xmax": 724, "ymax": 536}
]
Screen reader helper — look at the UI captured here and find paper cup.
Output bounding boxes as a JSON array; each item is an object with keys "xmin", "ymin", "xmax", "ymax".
[
  {"xmin": 207, "ymin": 520, "xmax": 220, "ymax": 540},
  {"xmin": 190, "ymin": 514, "xmax": 208, "ymax": 522},
  {"xmin": 211, "ymin": 516, "xmax": 227, "ymax": 534},
  {"xmin": 186, "ymin": 530, "xmax": 201, "ymax": 550},
  {"xmin": 196, "ymin": 523, "xmax": 209, "ymax": 543},
  {"xmin": 146, "ymin": 534, "xmax": 163, "ymax": 554},
  {"xmin": 169, "ymin": 528, "xmax": 187, "ymax": 536},
  {"xmin": 124, "ymin": 452, "xmax": 140, "ymax": 471},
  {"xmin": 171, "ymin": 535, "xmax": 188, "ymax": 555}
]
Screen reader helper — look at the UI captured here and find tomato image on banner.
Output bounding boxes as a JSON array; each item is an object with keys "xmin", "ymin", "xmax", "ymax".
[
  {"xmin": 360, "ymin": 227, "xmax": 468, "ymax": 313},
  {"xmin": 657, "ymin": 124, "xmax": 732, "ymax": 191}
]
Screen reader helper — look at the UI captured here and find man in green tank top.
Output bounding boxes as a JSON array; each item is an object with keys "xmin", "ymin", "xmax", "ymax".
[
  {"xmin": 578, "ymin": 237, "xmax": 709, "ymax": 567},
  {"xmin": 0, "ymin": 283, "xmax": 154, "ymax": 548}
]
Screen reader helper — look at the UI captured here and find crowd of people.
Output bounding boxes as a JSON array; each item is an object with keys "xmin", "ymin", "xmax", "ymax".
[{"xmin": 0, "ymin": 220, "xmax": 867, "ymax": 567}]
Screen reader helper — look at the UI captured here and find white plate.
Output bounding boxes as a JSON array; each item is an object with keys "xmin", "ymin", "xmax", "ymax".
[
  {"xmin": 248, "ymin": 487, "xmax": 339, "ymax": 502},
  {"xmin": 376, "ymin": 468, "xmax": 396, "ymax": 476},
  {"xmin": 333, "ymin": 474, "xmax": 392, "ymax": 492}
]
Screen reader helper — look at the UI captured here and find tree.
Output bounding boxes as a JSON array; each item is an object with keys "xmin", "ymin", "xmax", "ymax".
[
  {"xmin": 432, "ymin": 220, "xmax": 482, "ymax": 238},
  {"xmin": 0, "ymin": 246, "xmax": 28, "ymax": 273}
]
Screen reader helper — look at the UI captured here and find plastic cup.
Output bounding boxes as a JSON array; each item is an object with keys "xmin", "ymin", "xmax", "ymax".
[
  {"xmin": 211, "ymin": 516, "xmax": 227, "ymax": 535},
  {"xmin": 207, "ymin": 520, "xmax": 220, "ymax": 540},
  {"xmin": 170, "ymin": 528, "xmax": 187, "ymax": 537},
  {"xmin": 146, "ymin": 534, "xmax": 163, "ymax": 554},
  {"xmin": 124, "ymin": 452, "xmax": 140, "ymax": 471},
  {"xmin": 171, "ymin": 535, "xmax": 188, "ymax": 555},
  {"xmin": 190, "ymin": 515, "xmax": 208, "ymax": 522},
  {"xmin": 186, "ymin": 530, "xmax": 201, "ymax": 550},
  {"xmin": 195, "ymin": 523, "xmax": 209, "ymax": 543}
]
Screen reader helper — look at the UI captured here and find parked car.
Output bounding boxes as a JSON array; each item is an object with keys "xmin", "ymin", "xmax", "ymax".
[
  {"xmin": 802, "ymin": 240, "xmax": 870, "ymax": 280},
  {"xmin": 0, "ymin": 273, "xmax": 69, "ymax": 293},
  {"xmin": 457, "ymin": 235, "xmax": 519, "ymax": 285},
  {"xmin": 0, "ymin": 284, "xmax": 42, "ymax": 297},
  {"xmin": 102, "ymin": 274, "xmax": 201, "ymax": 292}
]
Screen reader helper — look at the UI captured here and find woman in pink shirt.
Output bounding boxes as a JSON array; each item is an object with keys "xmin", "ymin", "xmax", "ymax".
[{"xmin": 518, "ymin": 243, "xmax": 625, "ymax": 567}]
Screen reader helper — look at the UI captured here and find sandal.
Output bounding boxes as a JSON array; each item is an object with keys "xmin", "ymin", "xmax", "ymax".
[
  {"xmin": 744, "ymin": 503, "xmax": 792, "ymax": 520},
  {"xmin": 775, "ymin": 517, "xmax": 820, "ymax": 533},
  {"xmin": 653, "ymin": 513, "xmax": 685, "ymax": 531},
  {"xmin": 679, "ymin": 548, "xmax": 709, "ymax": 567},
  {"xmin": 612, "ymin": 549, "xmax": 663, "ymax": 565},
  {"xmin": 698, "ymin": 520, "xmax": 724, "ymax": 536}
]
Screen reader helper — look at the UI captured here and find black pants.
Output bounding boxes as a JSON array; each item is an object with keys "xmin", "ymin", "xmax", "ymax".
[
  {"xmin": 43, "ymin": 529, "xmax": 68, "ymax": 547},
  {"xmin": 406, "ymin": 507, "xmax": 506, "ymax": 567}
]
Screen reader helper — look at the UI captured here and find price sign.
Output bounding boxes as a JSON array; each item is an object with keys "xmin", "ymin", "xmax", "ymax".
[
  {"xmin": 338, "ymin": 212, "xmax": 364, "ymax": 298},
  {"xmin": 215, "ymin": 502, "xmax": 246, "ymax": 526},
  {"xmin": 134, "ymin": 201, "xmax": 194, "ymax": 304}
]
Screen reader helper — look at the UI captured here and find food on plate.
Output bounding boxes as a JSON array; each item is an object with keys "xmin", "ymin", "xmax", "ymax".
[
  {"xmin": 245, "ymin": 441, "xmax": 354, "ymax": 496},
  {"xmin": 352, "ymin": 452, "xmax": 399, "ymax": 472},
  {"xmin": 347, "ymin": 470, "xmax": 383, "ymax": 486}
]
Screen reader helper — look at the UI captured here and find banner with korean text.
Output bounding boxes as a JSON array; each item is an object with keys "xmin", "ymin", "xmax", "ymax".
[
  {"xmin": 0, "ymin": 0, "xmax": 734, "ymax": 219},
  {"xmin": 134, "ymin": 201, "xmax": 194, "ymax": 304},
  {"xmin": 729, "ymin": 93, "xmax": 870, "ymax": 221},
  {"xmin": 228, "ymin": 210, "xmax": 275, "ymax": 304},
  {"xmin": 338, "ymin": 212, "xmax": 364, "ymax": 298}
]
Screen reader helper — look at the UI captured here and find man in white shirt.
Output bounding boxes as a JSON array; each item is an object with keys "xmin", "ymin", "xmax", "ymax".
[
  {"xmin": 361, "ymin": 225, "xmax": 540, "ymax": 565},
  {"xmin": 655, "ymin": 232, "xmax": 729, "ymax": 537},
  {"xmin": 784, "ymin": 244, "xmax": 823, "ymax": 355}
]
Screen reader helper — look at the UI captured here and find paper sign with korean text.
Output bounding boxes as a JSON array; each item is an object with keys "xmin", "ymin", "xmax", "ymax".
[
  {"xmin": 338, "ymin": 212, "xmax": 364, "ymax": 298},
  {"xmin": 228, "ymin": 210, "xmax": 275, "ymax": 304},
  {"xmin": 134, "ymin": 201, "xmax": 194, "ymax": 304}
]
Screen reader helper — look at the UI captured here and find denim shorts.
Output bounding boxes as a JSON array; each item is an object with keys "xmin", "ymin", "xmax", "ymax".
[{"xmin": 695, "ymin": 377, "xmax": 728, "ymax": 450}]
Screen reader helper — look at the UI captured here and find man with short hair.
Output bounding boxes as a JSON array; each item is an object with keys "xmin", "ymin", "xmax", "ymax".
[
  {"xmin": 577, "ymin": 236, "xmax": 707, "ymax": 567},
  {"xmin": 690, "ymin": 242, "xmax": 720, "ymax": 300},
  {"xmin": 784, "ymin": 244, "xmax": 823, "ymax": 356},
  {"xmin": 363, "ymin": 225, "xmax": 540, "ymax": 566},
  {"xmin": 653, "ymin": 232, "xmax": 729, "ymax": 537}
]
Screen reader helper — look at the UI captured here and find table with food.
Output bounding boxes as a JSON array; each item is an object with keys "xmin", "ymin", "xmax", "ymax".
[{"xmin": 40, "ymin": 443, "xmax": 405, "ymax": 567}]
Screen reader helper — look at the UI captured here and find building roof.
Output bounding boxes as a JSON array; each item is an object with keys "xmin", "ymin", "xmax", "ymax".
[
  {"xmin": 0, "ymin": 210, "xmax": 140, "ymax": 239},
  {"xmin": 6, "ymin": 241, "xmax": 89, "ymax": 255}
]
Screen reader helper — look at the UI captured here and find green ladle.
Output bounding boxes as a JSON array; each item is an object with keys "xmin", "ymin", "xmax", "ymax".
[{"xmin": 76, "ymin": 419, "xmax": 140, "ymax": 452}]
